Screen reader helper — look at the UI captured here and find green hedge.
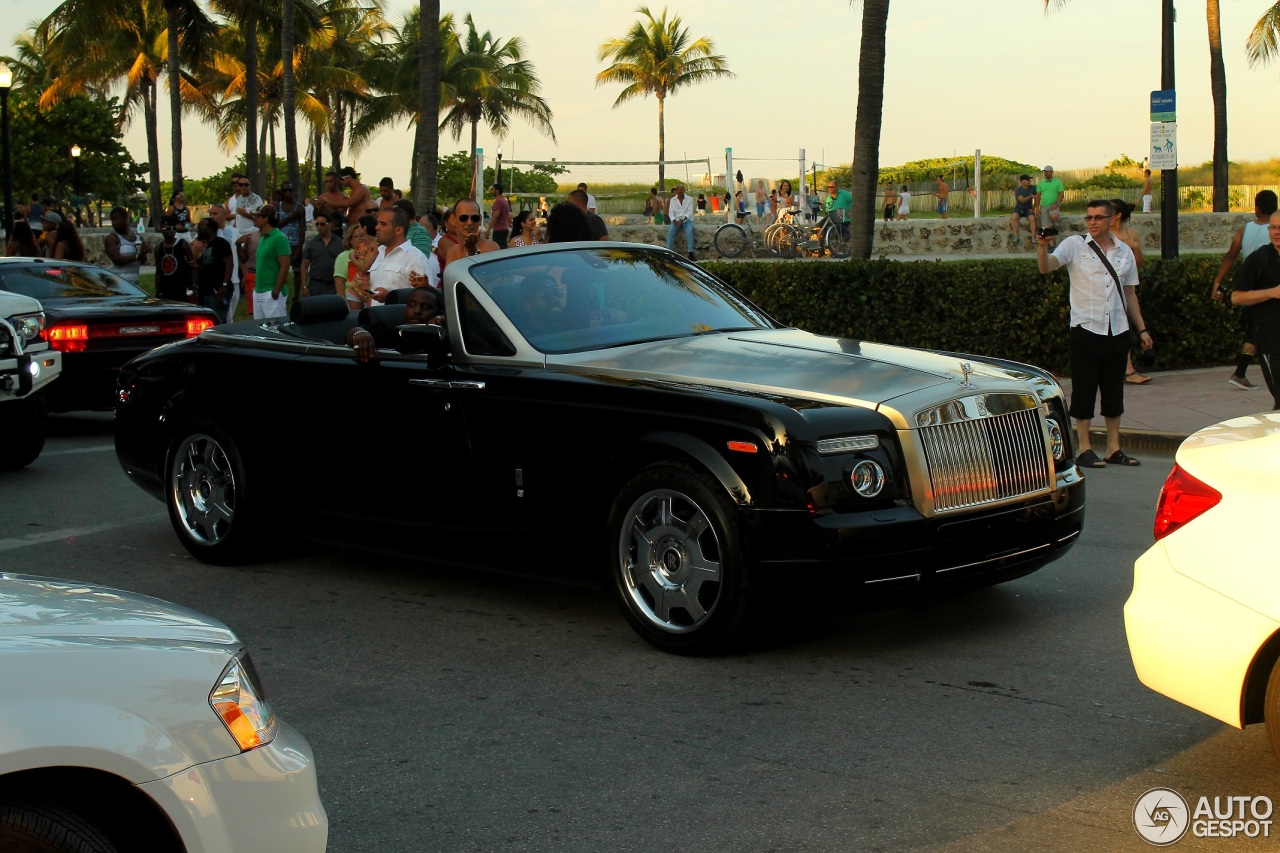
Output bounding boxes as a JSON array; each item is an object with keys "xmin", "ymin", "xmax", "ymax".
[{"xmin": 702, "ymin": 255, "xmax": 1236, "ymax": 376}]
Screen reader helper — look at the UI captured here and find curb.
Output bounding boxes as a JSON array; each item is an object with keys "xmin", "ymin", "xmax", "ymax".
[{"xmin": 1088, "ymin": 428, "xmax": 1186, "ymax": 454}]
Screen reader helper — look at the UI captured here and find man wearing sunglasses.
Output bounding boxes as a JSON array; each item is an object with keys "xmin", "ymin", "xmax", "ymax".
[
  {"xmin": 227, "ymin": 173, "xmax": 264, "ymax": 236},
  {"xmin": 1037, "ymin": 199, "xmax": 1152, "ymax": 469},
  {"xmin": 442, "ymin": 198, "xmax": 500, "ymax": 270}
]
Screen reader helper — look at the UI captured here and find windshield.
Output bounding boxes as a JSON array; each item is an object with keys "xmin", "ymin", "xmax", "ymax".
[
  {"xmin": 0, "ymin": 265, "xmax": 146, "ymax": 300},
  {"xmin": 467, "ymin": 247, "xmax": 775, "ymax": 354}
]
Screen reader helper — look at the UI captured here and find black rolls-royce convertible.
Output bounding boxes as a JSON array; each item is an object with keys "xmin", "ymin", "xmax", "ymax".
[{"xmin": 115, "ymin": 243, "xmax": 1085, "ymax": 654}]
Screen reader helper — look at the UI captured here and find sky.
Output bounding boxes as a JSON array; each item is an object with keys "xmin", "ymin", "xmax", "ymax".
[{"xmin": 1, "ymin": 0, "xmax": 1277, "ymax": 190}]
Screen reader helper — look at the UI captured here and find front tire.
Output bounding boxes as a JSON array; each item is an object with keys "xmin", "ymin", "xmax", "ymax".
[
  {"xmin": 0, "ymin": 801, "xmax": 119, "ymax": 853},
  {"xmin": 166, "ymin": 419, "xmax": 260, "ymax": 565},
  {"xmin": 609, "ymin": 463, "xmax": 754, "ymax": 654},
  {"xmin": 712, "ymin": 224, "xmax": 750, "ymax": 258},
  {"xmin": 1264, "ymin": 655, "xmax": 1280, "ymax": 762},
  {"xmin": 823, "ymin": 223, "xmax": 850, "ymax": 258},
  {"xmin": 0, "ymin": 394, "xmax": 47, "ymax": 471}
]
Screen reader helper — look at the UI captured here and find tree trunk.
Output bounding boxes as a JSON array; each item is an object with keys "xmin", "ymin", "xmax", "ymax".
[
  {"xmin": 849, "ymin": 0, "xmax": 890, "ymax": 260},
  {"xmin": 166, "ymin": 1, "xmax": 184, "ymax": 193},
  {"xmin": 269, "ymin": 121, "xmax": 277, "ymax": 189},
  {"xmin": 413, "ymin": 0, "xmax": 441, "ymax": 214},
  {"xmin": 313, "ymin": 125, "xmax": 324, "ymax": 196},
  {"xmin": 281, "ymin": 0, "xmax": 301, "ymax": 195},
  {"xmin": 245, "ymin": 15, "xmax": 259, "ymax": 195},
  {"xmin": 657, "ymin": 94, "xmax": 665, "ymax": 191},
  {"xmin": 144, "ymin": 78, "xmax": 163, "ymax": 228},
  {"xmin": 329, "ymin": 97, "xmax": 345, "ymax": 174},
  {"xmin": 1207, "ymin": 0, "xmax": 1228, "ymax": 211},
  {"xmin": 469, "ymin": 117, "xmax": 479, "ymax": 199}
]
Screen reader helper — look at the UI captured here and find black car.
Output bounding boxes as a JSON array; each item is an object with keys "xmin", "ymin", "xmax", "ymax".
[
  {"xmin": 115, "ymin": 243, "xmax": 1085, "ymax": 654},
  {"xmin": 0, "ymin": 258, "xmax": 218, "ymax": 411}
]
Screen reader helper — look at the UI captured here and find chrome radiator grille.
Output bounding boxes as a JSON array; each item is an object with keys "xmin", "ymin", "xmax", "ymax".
[{"xmin": 918, "ymin": 406, "xmax": 1051, "ymax": 512}]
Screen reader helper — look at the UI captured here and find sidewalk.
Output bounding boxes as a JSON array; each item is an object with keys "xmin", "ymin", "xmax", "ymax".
[{"xmin": 1059, "ymin": 365, "xmax": 1271, "ymax": 452}]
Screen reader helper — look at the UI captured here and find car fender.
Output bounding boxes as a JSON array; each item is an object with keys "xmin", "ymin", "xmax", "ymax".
[
  {"xmin": 635, "ymin": 430, "xmax": 753, "ymax": 506},
  {"xmin": 0, "ymin": 695, "xmax": 232, "ymax": 784}
]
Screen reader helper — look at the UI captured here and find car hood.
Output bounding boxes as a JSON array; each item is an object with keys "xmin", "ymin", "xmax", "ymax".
[
  {"xmin": 553, "ymin": 328, "xmax": 1036, "ymax": 411},
  {"xmin": 0, "ymin": 573, "xmax": 238, "ymax": 650}
]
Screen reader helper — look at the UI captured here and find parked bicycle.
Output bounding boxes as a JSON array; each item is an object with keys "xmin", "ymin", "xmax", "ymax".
[
  {"xmin": 713, "ymin": 211, "xmax": 773, "ymax": 258},
  {"xmin": 766, "ymin": 208, "xmax": 850, "ymax": 259}
]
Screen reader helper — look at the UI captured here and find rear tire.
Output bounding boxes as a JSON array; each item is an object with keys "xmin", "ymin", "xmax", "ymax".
[
  {"xmin": 0, "ymin": 394, "xmax": 47, "ymax": 471},
  {"xmin": 1264, "ymin": 655, "xmax": 1280, "ymax": 762},
  {"xmin": 0, "ymin": 801, "xmax": 119, "ymax": 853},
  {"xmin": 823, "ymin": 223, "xmax": 850, "ymax": 259},
  {"xmin": 712, "ymin": 224, "xmax": 750, "ymax": 258},
  {"xmin": 608, "ymin": 463, "xmax": 754, "ymax": 654},
  {"xmin": 166, "ymin": 419, "xmax": 261, "ymax": 565},
  {"xmin": 773, "ymin": 223, "xmax": 802, "ymax": 259}
]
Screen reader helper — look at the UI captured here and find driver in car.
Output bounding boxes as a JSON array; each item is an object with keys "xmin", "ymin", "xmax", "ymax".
[
  {"xmin": 344, "ymin": 286, "xmax": 438, "ymax": 362},
  {"xmin": 514, "ymin": 274, "xmax": 565, "ymax": 336}
]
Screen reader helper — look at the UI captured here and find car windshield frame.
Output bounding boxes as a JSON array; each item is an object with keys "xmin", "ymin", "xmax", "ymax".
[
  {"xmin": 465, "ymin": 246, "xmax": 776, "ymax": 355},
  {"xmin": 0, "ymin": 263, "xmax": 148, "ymax": 301}
]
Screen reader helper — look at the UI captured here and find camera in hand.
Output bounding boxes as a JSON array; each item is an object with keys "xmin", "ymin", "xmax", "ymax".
[{"xmin": 1037, "ymin": 227, "xmax": 1058, "ymax": 238}]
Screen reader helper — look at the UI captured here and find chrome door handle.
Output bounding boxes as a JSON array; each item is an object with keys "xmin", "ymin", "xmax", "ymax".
[{"xmin": 409, "ymin": 378, "xmax": 486, "ymax": 390}]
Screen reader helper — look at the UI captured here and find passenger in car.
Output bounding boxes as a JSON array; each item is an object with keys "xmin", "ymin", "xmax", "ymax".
[{"xmin": 344, "ymin": 286, "xmax": 438, "ymax": 362}]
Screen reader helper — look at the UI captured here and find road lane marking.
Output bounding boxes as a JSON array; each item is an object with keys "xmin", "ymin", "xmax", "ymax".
[
  {"xmin": 41, "ymin": 445, "xmax": 117, "ymax": 456},
  {"xmin": 0, "ymin": 514, "xmax": 168, "ymax": 552}
]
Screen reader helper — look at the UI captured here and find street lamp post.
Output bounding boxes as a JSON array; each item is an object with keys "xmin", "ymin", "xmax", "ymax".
[
  {"xmin": 0, "ymin": 62, "xmax": 13, "ymax": 240},
  {"xmin": 496, "ymin": 144, "xmax": 502, "ymax": 193},
  {"xmin": 71, "ymin": 143, "xmax": 81, "ymax": 207}
]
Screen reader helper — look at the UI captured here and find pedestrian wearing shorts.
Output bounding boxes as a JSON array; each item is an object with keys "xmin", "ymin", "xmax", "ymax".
[
  {"xmin": 1141, "ymin": 169, "xmax": 1153, "ymax": 213},
  {"xmin": 1037, "ymin": 199, "xmax": 1152, "ymax": 468},
  {"xmin": 1036, "ymin": 165, "xmax": 1066, "ymax": 229},
  {"xmin": 1230, "ymin": 211, "xmax": 1280, "ymax": 410},
  {"xmin": 1011, "ymin": 174, "xmax": 1036, "ymax": 243},
  {"xmin": 935, "ymin": 175, "xmax": 949, "ymax": 219}
]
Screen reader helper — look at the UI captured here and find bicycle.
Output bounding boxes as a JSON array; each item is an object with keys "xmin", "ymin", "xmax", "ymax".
[
  {"xmin": 766, "ymin": 207, "xmax": 850, "ymax": 259},
  {"xmin": 713, "ymin": 211, "xmax": 775, "ymax": 258}
]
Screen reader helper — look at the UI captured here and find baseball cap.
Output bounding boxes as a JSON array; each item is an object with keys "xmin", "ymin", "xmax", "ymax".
[
  {"xmin": 42, "ymin": 211, "xmax": 63, "ymax": 225},
  {"xmin": 339, "ymin": 166, "xmax": 359, "ymax": 179},
  {"xmin": 1043, "ymin": 165, "xmax": 1054, "ymax": 172}
]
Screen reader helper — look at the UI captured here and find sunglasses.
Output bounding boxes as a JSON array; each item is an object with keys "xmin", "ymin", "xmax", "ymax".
[
  {"xmin": 236, "ymin": 181, "xmax": 249, "ymax": 187},
  {"xmin": 457, "ymin": 214, "xmax": 482, "ymax": 223},
  {"xmin": 1083, "ymin": 215, "xmax": 1110, "ymax": 222}
]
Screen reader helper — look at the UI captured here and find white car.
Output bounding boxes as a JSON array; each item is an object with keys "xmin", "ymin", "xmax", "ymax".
[
  {"xmin": 1125, "ymin": 412, "xmax": 1280, "ymax": 759},
  {"xmin": 0, "ymin": 573, "xmax": 327, "ymax": 852},
  {"xmin": 0, "ymin": 289, "xmax": 61, "ymax": 470}
]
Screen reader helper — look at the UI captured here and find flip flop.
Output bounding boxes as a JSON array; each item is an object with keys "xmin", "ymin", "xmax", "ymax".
[
  {"xmin": 1077, "ymin": 449, "xmax": 1106, "ymax": 469},
  {"xmin": 1106, "ymin": 449, "xmax": 1141, "ymax": 466},
  {"xmin": 1125, "ymin": 372, "xmax": 1152, "ymax": 385}
]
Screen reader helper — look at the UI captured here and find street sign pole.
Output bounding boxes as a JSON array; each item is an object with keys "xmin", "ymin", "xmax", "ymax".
[{"xmin": 1160, "ymin": 0, "xmax": 1177, "ymax": 259}]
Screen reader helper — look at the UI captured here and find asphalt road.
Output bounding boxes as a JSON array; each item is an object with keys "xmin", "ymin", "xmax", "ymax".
[{"xmin": 3, "ymin": 413, "xmax": 1278, "ymax": 852}]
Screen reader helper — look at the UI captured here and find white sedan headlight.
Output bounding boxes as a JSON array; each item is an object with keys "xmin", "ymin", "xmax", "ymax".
[{"xmin": 210, "ymin": 654, "xmax": 278, "ymax": 751}]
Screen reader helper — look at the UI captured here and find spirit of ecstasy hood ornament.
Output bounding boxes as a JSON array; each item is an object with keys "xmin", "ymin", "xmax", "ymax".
[{"xmin": 958, "ymin": 361, "xmax": 975, "ymax": 389}]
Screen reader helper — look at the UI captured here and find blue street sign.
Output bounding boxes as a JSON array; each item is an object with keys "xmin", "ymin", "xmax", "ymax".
[{"xmin": 1150, "ymin": 89, "xmax": 1175, "ymax": 122}]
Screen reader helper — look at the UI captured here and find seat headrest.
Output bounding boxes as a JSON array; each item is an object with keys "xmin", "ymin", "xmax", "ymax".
[
  {"xmin": 359, "ymin": 304, "xmax": 407, "ymax": 330},
  {"xmin": 290, "ymin": 294, "xmax": 350, "ymax": 324}
]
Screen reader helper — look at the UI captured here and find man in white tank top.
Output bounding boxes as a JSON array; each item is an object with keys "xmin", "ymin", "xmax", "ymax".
[
  {"xmin": 103, "ymin": 206, "xmax": 148, "ymax": 284},
  {"xmin": 1212, "ymin": 190, "xmax": 1279, "ymax": 389}
]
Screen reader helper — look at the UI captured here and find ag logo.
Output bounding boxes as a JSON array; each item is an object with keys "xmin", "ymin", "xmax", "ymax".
[{"xmin": 1134, "ymin": 787, "xmax": 1190, "ymax": 845}]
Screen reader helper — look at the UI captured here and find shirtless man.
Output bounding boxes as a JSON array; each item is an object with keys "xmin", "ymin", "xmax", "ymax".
[
  {"xmin": 313, "ymin": 172, "xmax": 350, "ymax": 229},
  {"xmin": 337, "ymin": 166, "xmax": 375, "ymax": 222},
  {"xmin": 376, "ymin": 177, "xmax": 398, "ymax": 212},
  {"xmin": 442, "ymin": 198, "xmax": 500, "ymax": 271}
]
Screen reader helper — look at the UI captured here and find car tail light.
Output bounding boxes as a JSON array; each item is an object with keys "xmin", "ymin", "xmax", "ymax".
[
  {"xmin": 1153, "ymin": 464, "xmax": 1221, "ymax": 540},
  {"xmin": 187, "ymin": 317, "xmax": 215, "ymax": 337},
  {"xmin": 45, "ymin": 324, "xmax": 90, "ymax": 353}
]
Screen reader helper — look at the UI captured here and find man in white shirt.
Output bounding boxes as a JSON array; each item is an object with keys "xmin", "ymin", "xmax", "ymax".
[
  {"xmin": 665, "ymin": 184, "xmax": 696, "ymax": 260},
  {"xmin": 227, "ymin": 173, "xmax": 264, "ymax": 236},
  {"xmin": 577, "ymin": 182, "xmax": 597, "ymax": 213},
  {"xmin": 1037, "ymin": 199, "xmax": 1153, "ymax": 469},
  {"xmin": 368, "ymin": 207, "xmax": 430, "ymax": 305}
]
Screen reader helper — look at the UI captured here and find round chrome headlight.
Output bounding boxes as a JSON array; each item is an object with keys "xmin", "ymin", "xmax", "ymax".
[
  {"xmin": 1046, "ymin": 418, "xmax": 1065, "ymax": 462},
  {"xmin": 850, "ymin": 460, "xmax": 885, "ymax": 498}
]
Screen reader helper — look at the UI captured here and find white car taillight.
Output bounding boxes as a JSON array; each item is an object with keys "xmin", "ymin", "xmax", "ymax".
[{"xmin": 210, "ymin": 654, "xmax": 278, "ymax": 751}]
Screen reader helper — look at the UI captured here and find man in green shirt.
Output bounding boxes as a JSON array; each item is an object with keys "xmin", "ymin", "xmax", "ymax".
[
  {"xmin": 1035, "ymin": 165, "xmax": 1066, "ymax": 230},
  {"xmin": 252, "ymin": 206, "xmax": 292, "ymax": 319},
  {"xmin": 824, "ymin": 180, "xmax": 853, "ymax": 220}
]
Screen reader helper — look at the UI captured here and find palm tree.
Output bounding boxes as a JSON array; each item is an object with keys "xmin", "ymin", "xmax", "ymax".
[
  {"xmin": 1207, "ymin": 0, "xmax": 1227, "ymax": 211},
  {"xmin": 281, "ymin": 0, "xmax": 300, "ymax": 194},
  {"xmin": 848, "ymin": 0, "xmax": 890, "ymax": 260},
  {"xmin": 414, "ymin": 0, "xmax": 440, "ymax": 213},
  {"xmin": 596, "ymin": 6, "xmax": 732, "ymax": 191},
  {"xmin": 439, "ymin": 14, "xmax": 555, "ymax": 197},
  {"xmin": 160, "ymin": 0, "xmax": 216, "ymax": 194},
  {"xmin": 1246, "ymin": 3, "xmax": 1280, "ymax": 68}
]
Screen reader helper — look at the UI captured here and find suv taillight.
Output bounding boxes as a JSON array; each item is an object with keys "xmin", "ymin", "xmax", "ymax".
[{"xmin": 1153, "ymin": 464, "xmax": 1221, "ymax": 540}]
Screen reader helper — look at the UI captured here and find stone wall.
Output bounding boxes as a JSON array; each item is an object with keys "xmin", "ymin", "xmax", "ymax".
[{"xmin": 598, "ymin": 211, "xmax": 1250, "ymax": 258}]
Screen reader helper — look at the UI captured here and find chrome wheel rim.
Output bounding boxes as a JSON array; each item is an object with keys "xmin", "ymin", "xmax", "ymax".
[
  {"xmin": 618, "ymin": 488, "xmax": 722, "ymax": 634},
  {"xmin": 170, "ymin": 433, "xmax": 236, "ymax": 546}
]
